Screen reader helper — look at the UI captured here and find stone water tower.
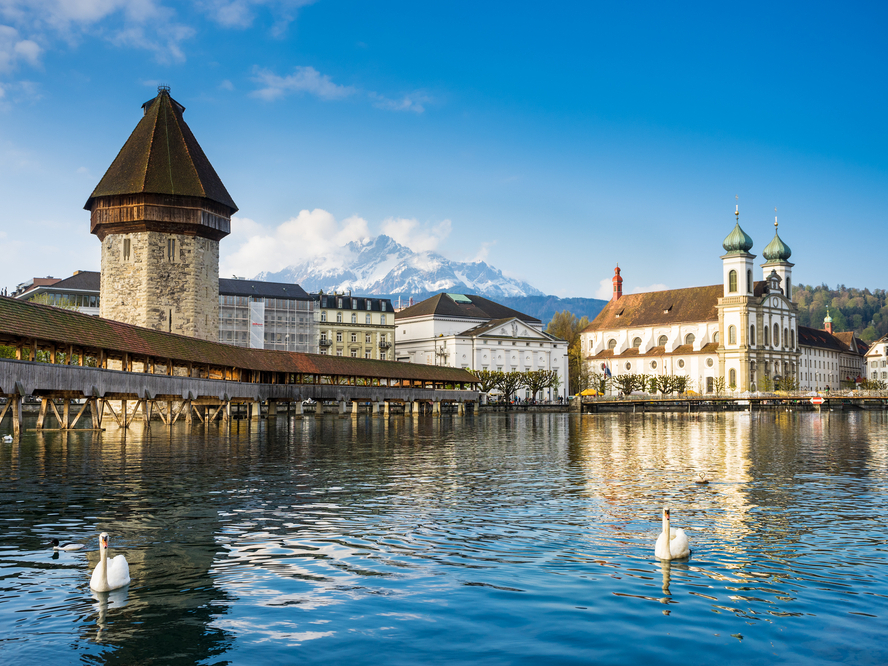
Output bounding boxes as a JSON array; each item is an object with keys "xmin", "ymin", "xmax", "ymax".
[{"xmin": 85, "ymin": 86, "xmax": 237, "ymax": 341}]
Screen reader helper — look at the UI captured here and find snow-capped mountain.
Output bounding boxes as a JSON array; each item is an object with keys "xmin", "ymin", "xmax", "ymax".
[{"xmin": 254, "ymin": 235, "xmax": 544, "ymax": 298}]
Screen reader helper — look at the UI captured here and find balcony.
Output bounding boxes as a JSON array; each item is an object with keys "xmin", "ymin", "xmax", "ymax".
[
  {"xmin": 319, "ymin": 339, "xmax": 332, "ymax": 347},
  {"xmin": 378, "ymin": 341, "xmax": 391, "ymax": 349}
]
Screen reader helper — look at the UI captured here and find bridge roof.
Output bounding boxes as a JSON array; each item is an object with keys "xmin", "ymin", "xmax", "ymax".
[{"xmin": 0, "ymin": 297, "xmax": 475, "ymax": 383}]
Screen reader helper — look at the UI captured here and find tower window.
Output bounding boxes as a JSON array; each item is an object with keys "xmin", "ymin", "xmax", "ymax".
[
  {"xmin": 747, "ymin": 270, "xmax": 752, "ymax": 293},
  {"xmin": 167, "ymin": 238, "xmax": 176, "ymax": 262},
  {"xmin": 729, "ymin": 325, "xmax": 737, "ymax": 344},
  {"xmin": 123, "ymin": 238, "xmax": 131, "ymax": 262},
  {"xmin": 728, "ymin": 270, "xmax": 738, "ymax": 293},
  {"xmin": 750, "ymin": 325, "xmax": 755, "ymax": 346}
]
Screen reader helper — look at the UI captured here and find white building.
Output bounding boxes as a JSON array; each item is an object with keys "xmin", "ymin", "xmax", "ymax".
[
  {"xmin": 865, "ymin": 336, "xmax": 888, "ymax": 383},
  {"xmin": 395, "ymin": 293, "xmax": 569, "ymax": 400}
]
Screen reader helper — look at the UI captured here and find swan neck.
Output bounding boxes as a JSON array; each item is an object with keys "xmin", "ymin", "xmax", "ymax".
[
  {"xmin": 662, "ymin": 512, "xmax": 670, "ymax": 534},
  {"xmin": 99, "ymin": 544, "xmax": 109, "ymax": 586}
]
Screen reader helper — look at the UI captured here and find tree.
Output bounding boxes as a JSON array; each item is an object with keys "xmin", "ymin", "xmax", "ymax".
[
  {"xmin": 673, "ymin": 375, "xmax": 691, "ymax": 395},
  {"xmin": 611, "ymin": 373, "xmax": 637, "ymax": 396},
  {"xmin": 712, "ymin": 376, "xmax": 726, "ymax": 396},
  {"xmin": 775, "ymin": 376, "xmax": 798, "ymax": 391},
  {"xmin": 496, "ymin": 371, "xmax": 524, "ymax": 403},
  {"xmin": 758, "ymin": 375, "xmax": 774, "ymax": 393},
  {"xmin": 470, "ymin": 369, "xmax": 503, "ymax": 394},
  {"xmin": 521, "ymin": 369, "xmax": 558, "ymax": 401},
  {"xmin": 546, "ymin": 310, "xmax": 590, "ymax": 395}
]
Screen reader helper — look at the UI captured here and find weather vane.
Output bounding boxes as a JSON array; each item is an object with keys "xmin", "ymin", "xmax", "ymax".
[
  {"xmin": 735, "ymin": 194, "xmax": 739, "ymax": 219},
  {"xmin": 774, "ymin": 206, "xmax": 778, "ymax": 229}
]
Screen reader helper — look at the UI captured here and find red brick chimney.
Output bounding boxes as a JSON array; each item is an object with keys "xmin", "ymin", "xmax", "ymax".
[{"xmin": 612, "ymin": 265, "xmax": 623, "ymax": 301}]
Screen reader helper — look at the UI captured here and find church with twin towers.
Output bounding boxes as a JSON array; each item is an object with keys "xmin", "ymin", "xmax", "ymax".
[{"xmin": 581, "ymin": 207, "xmax": 865, "ymax": 393}]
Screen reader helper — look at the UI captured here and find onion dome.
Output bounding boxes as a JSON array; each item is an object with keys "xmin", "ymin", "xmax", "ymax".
[
  {"xmin": 824, "ymin": 308, "xmax": 832, "ymax": 324},
  {"xmin": 763, "ymin": 225, "xmax": 792, "ymax": 262},
  {"xmin": 722, "ymin": 222, "xmax": 754, "ymax": 254}
]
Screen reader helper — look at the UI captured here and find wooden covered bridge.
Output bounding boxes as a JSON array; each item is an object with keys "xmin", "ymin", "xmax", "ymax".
[{"xmin": 0, "ymin": 297, "xmax": 479, "ymax": 436}]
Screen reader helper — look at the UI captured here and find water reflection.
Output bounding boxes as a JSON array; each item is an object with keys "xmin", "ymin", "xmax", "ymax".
[{"xmin": 1, "ymin": 412, "xmax": 887, "ymax": 664}]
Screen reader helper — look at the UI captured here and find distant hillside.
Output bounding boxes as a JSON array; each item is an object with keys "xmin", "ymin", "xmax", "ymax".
[
  {"xmin": 388, "ymin": 292, "xmax": 607, "ymax": 326},
  {"xmin": 794, "ymin": 283, "xmax": 888, "ymax": 342}
]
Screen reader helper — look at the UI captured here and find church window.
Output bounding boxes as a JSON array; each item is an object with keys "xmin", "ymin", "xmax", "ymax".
[
  {"xmin": 714, "ymin": 332, "xmax": 719, "ymax": 343},
  {"xmin": 774, "ymin": 323, "xmax": 780, "ymax": 347},
  {"xmin": 747, "ymin": 270, "xmax": 752, "ymax": 293},
  {"xmin": 750, "ymin": 325, "xmax": 755, "ymax": 346},
  {"xmin": 729, "ymin": 325, "xmax": 736, "ymax": 344},
  {"xmin": 685, "ymin": 333, "xmax": 695, "ymax": 345},
  {"xmin": 625, "ymin": 362, "xmax": 631, "ymax": 370},
  {"xmin": 729, "ymin": 368, "xmax": 736, "ymax": 386},
  {"xmin": 678, "ymin": 359, "xmax": 685, "ymax": 368},
  {"xmin": 651, "ymin": 360, "xmax": 657, "ymax": 369},
  {"xmin": 607, "ymin": 339, "xmax": 617, "ymax": 350},
  {"xmin": 784, "ymin": 328, "xmax": 788, "ymax": 347},
  {"xmin": 728, "ymin": 270, "xmax": 738, "ymax": 293},
  {"xmin": 790, "ymin": 330, "xmax": 794, "ymax": 348},
  {"xmin": 764, "ymin": 326, "xmax": 769, "ymax": 346},
  {"xmin": 658, "ymin": 335, "xmax": 668, "ymax": 347},
  {"xmin": 632, "ymin": 337, "xmax": 642, "ymax": 348}
]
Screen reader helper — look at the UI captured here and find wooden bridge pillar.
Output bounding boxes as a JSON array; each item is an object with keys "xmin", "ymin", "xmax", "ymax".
[
  {"xmin": 185, "ymin": 400, "xmax": 193, "ymax": 425},
  {"xmin": 371, "ymin": 401, "xmax": 380, "ymax": 416},
  {"xmin": 63, "ymin": 400, "xmax": 70, "ymax": 429},
  {"xmin": 267, "ymin": 400, "xmax": 278, "ymax": 418},
  {"xmin": 37, "ymin": 398, "xmax": 48, "ymax": 429},
  {"xmin": 383, "ymin": 401, "xmax": 391, "ymax": 417},
  {"xmin": 432, "ymin": 400, "xmax": 441, "ymax": 417},
  {"xmin": 351, "ymin": 401, "xmax": 360, "ymax": 416},
  {"xmin": 403, "ymin": 400, "xmax": 411, "ymax": 415},
  {"xmin": 339, "ymin": 401, "xmax": 347, "ymax": 415},
  {"xmin": 413, "ymin": 400, "xmax": 421, "ymax": 416},
  {"xmin": 293, "ymin": 401, "xmax": 303, "ymax": 418},
  {"xmin": 457, "ymin": 401, "xmax": 465, "ymax": 416},
  {"xmin": 12, "ymin": 396, "xmax": 22, "ymax": 438},
  {"xmin": 250, "ymin": 400, "xmax": 261, "ymax": 421}
]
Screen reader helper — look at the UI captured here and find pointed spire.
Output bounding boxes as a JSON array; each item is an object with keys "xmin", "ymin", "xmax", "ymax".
[
  {"xmin": 763, "ymin": 207, "xmax": 792, "ymax": 262},
  {"xmin": 722, "ymin": 199, "xmax": 754, "ymax": 254}
]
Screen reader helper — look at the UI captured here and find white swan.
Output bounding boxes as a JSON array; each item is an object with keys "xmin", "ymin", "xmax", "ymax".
[
  {"xmin": 51, "ymin": 538, "xmax": 85, "ymax": 551},
  {"xmin": 90, "ymin": 532, "xmax": 130, "ymax": 592},
  {"xmin": 2, "ymin": 435, "xmax": 12, "ymax": 443},
  {"xmin": 655, "ymin": 507, "xmax": 690, "ymax": 560}
]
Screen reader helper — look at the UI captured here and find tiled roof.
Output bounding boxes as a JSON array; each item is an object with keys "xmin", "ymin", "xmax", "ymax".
[
  {"xmin": 220, "ymin": 279, "xmax": 310, "ymax": 300},
  {"xmin": 587, "ymin": 342, "xmax": 719, "ymax": 359},
  {"xmin": 395, "ymin": 293, "xmax": 540, "ymax": 324},
  {"xmin": 798, "ymin": 326, "xmax": 847, "ymax": 353},
  {"xmin": 833, "ymin": 331, "xmax": 868, "ymax": 355},
  {"xmin": 85, "ymin": 90, "xmax": 237, "ymax": 213},
  {"xmin": 583, "ymin": 285, "xmax": 725, "ymax": 331},
  {"xmin": 48, "ymin": 271, "xmax": 101, "ymax": 292},
  {"xmin": 0, "ymin": 297, "xmax": 474, "ymax": 383}
]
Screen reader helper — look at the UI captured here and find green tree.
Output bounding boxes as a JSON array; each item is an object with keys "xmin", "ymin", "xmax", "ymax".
[
  {"xmin": 496, "ymin": 371, "xmax": 524, "ymax": 403},
  {"xmin": 673, "ymin": 375, "xmax": 691, "ymax": 395},
  {"xmin": 546, "ymin": 310, "xmax": 590, "ymax": 395},
  {"xmin": 521, "ymin": 369, "xmax": 559, "ymax": 401},
  {"xmin": 713, "ymin": 376, "xmax": 726, "ymax": 396},
  {"xmin": 470, "ymin": 369, "xmax": 503, "ymax": 394}
]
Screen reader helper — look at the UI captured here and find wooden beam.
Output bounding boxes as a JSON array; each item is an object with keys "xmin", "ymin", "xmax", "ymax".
[
  {"xmin": 48, "ymin": 398, "xmax": 65, "ymax": 429},
  {"xmin": 36, "ymin": 398, "xmax": 48, "ymax": 429},
  {"xmin": 69, "ymin": 400, "xmax": 90, "ymax": 429}
]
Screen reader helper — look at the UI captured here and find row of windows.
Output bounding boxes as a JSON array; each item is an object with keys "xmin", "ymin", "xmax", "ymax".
[
  {"xmin": 321, "ymin": 332, "xmax": 389, "ymax": 343},
  {"xmin": 29, "ymin": 292, "xmax": 100, "ymax": 308},
  {"xmin": 219, "ymin": 295, "xmax": 312, "ymax": 309},
  {"xmin": 320, "ymin": 311, "xmax": 388, "ymax": 325},
  {"xmin": 727, "ymin": 269, "xmax": 753, "ymax": 294},
  {"xmin": 319, "ymin": 349, "xmax": 388, "ymax": 360},
  {"xmin": 320, "ymin": 296, "xmax": 389, "ymax": 311}
]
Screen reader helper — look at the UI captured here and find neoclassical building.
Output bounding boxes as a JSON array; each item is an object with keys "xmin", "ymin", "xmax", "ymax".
[{"xmin": 581, "ymin": 210, "xmax": 802, "ymax": 393}]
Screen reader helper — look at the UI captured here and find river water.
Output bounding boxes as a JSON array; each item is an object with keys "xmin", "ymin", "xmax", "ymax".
[{"xmin": 1, "ymin": 411, "xmax": 886, "ymax": 665}]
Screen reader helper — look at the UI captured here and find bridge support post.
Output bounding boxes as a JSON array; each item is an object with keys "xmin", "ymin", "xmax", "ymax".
[
  {"xmin": 185, "ymin": 400, "xmax": 193, "ymax": 425},
  {"xmin": 223, "ymin": 401, "xmax": 231, "ymax": 426},
  {"xmin": 122, "ymin": 400, "xmax": 129, "ymax": 428},
  {"xmin": 12, "ymin": 396, "xmax": 22, "ymax": 438},
  {"xmin": 90, "ymin": 398, "xmax": 101, "ymax": 429},
  {"xmin": 351, "ymin": 401, "xmax": 359, "ymax": 417},
  {"xmin": 403, "ymin": 400, "xmax": 411, "ymax": 415},
  {"xmin": 432, "ymin": 400, "xmax": 441, "ymax": 417},
  {"xmin": 250, "ymin": 400, "xmax": 261, "ymax": 421},
  {"xmin": 383, "ymin": 401, "xmax": 391, "ymax": 417},
  {"xmin": 339, "ymin": 401, "xmax": 347, "ymax": 415},
  {"xmin": 457, "ymin": 401, "xmax": 465, "ymax": 416},
  {"xmin": 37, "ymin": 398, "xmax": 48, "ymax": 430},
  {"xmin": 63, "ymin": 399, "xmax": 70, "ymax": 429},
  {"xmin": 413, "ymin": 400, "xmax": 421, "ymax": 417},
  {"xmin": 142, "ymin": 400, "xmax": 150, "ymax": 426},
  {"xmin": 267, "ymin": 400, "xmax": 277, "ymax": 418},
  {"xmin": 293, "ymin": 401, "xmax": 303, "ymax": 419},
  {"xmin": 371, "ymin": 401, "xmax": 380, "ymax": 416}
]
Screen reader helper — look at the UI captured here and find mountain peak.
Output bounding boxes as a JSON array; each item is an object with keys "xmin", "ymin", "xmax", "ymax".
[{"xmin": 254, "ymin": 234, "xmax": 543, "ymax": 298}]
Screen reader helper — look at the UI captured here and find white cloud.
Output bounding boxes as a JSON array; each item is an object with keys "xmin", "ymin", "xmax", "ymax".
[
  {"xmin": 199, "ymin": 0, "xmax": 316, "ymax": 32},
  {"xmin": 369, "ymin": 90, "xmax": 431, "ymax": 114},
  {"xmin": 221, "ymin": 209, "xmax": 370, "ymax": 278},
  {"xmin": 219, "ymin": 78, "xmax": 234, "ymax": 91},
  {"xmin": 380, "ymin": 216, "xmax": 451, "ymax": 253},
  {"xmin": 0, "ymin": 25, "xmax": 41, "ymax": 73},
  {"xmin": 594, "ymin": 277, "xmax": 612, "ymax": 300},
  {"xmin": 467, "ymin": 240, "xmax": 495, "ymax": 263},
  {"xmin": 220, "ymin": 209, "xmax": 455, "ymax": 278},
  {"xmin": 251, "ymin": 65, "xmax": 356, "ymax": 101}
]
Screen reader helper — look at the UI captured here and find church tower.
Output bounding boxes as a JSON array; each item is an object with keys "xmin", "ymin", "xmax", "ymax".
[
  {"xmin": 85, "ymin": 87, "xmax": 237, "ymax": 341},
  {"xmin": 761, "ymin": 213, "xmax": 793, "ymax": 299},
  {"xmin": 717, "ymin": 205, "xmax": 756, "ymax": 391}
]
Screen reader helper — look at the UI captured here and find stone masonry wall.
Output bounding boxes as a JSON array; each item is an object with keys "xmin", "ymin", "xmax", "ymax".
[{"xmin": 100, "ymin": 231, "xmax": 220, "ymax": 341}]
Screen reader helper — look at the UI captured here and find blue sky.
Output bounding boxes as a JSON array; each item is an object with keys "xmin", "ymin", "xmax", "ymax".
[{"xmin": 1, "ymin": 1, "xmax": 885, "ymax": 298}]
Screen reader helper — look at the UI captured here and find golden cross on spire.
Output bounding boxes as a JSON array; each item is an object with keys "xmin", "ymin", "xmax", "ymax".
[
  {"xmin": 735, "ymin": 194, "xmax": 739, "ymax": 219},
  {"xmin": 774, "ymin": 206, "xmax": 778, "ymax": 229}
]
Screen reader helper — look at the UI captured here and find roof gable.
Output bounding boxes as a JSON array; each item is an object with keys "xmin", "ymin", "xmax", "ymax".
[
  {"xmin": 395, "ymin": 293, "xmax": 540, "ymax": 324},
  {"xmin": 583, "ymin": 284, "xmax": 724, "ymax": 332}
]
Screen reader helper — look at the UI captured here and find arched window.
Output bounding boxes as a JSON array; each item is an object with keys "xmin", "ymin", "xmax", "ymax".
[
  {"xmin": 685, "ymin": 333, "xmax": 695, "ymax": 345},
  {"xmin": 783, "ymin": 327, "xmax": 788, "ymax": 347},
  {"xmin": 351, "ymin": 313, "xmax": 357, "ymax": 324},
  {"xmin": 774, "ymin": 323, "xmax": 780, "ymax": 347},
  {"xmin": 728, "ymin": 270, "xmax": 738, "ymax": 293},
  {"xmin": 764, "ymin": 326, "xmax": 769, "ymax": 346},
  {"xmin": 790, "ymin": 330, "xmax": 795, "ymax": 348},
  {"xmin": 728, "ymin": 325, "xmax": 736, "ymax": 344},
  {"xmin": 750, "ymin": 325, "xmax": 755, "ymax": 346},
  {"xmin": 747, "ymin": 270, "xmax": 752, "ymax": 293},
  {"xmin": 729, "ymin": 368, "xmax": 736, "ymax": 387},
  {"xmin": 336, "ymin": 312, "xmax": 343, "ymax": 323},
  {"xmin": 713, "ymin": 332, "xmax": 719, "ymax": 343},
  {"xmin": 320, "ymin": 312, "xmax": 327, "ymax": 322},
  {"xmin": 607, "ymin": 339, "xmax": 617, "ymax": 350},
  {"xmin": 632, "ymin": 337, "xmax": 642, "ymax": 348},
  {"xmin": 658, "ymin": 335, "xmax": 668, "ymax": 347}
]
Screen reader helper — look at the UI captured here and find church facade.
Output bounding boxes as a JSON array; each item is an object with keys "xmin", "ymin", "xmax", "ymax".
[{"xmin": 581, "ymin": 210, "xmax": 802, "ymax": 393}]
